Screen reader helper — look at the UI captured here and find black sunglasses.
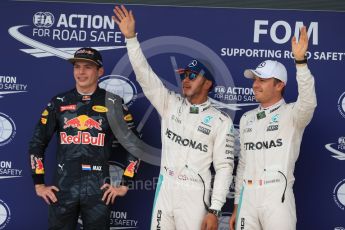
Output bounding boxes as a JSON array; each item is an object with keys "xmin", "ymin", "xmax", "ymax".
[{"xmin": 180, "ymin": 71, "xmax": 199, "ymax": 81}]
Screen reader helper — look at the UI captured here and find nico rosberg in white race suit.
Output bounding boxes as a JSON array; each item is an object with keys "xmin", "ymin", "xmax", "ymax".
[
  {"xmin": 112, "ymin": 5, "xmax": 235, "ymax": 230},
  {"xmin": 230, "ymin": 26, "xmax": 317, "ymax": 230}
]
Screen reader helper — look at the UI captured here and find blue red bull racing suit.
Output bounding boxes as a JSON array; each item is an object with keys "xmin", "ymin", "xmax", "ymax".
[{"xmin": 29, "ymin": 87, "xmax": 140, "ymax": 230}]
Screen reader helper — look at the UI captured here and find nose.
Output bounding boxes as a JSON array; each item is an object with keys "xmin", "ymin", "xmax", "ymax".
[
  {"xmin": 182, "ymin": 76, "xmax": 190, "ymax": 83},
  {"xmin": 78, "ymin": 66, "xmax": 86, "ymax": 74}
]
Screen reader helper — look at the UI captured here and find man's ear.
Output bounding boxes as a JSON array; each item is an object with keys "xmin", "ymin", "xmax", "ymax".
[
  {"xmin": 276, "ymin": 81, "xmax": 285, "ymax": 91},
  {"xmin": 274, "ymin": 81, "xmax": 285, "ymax": 96},
  {"xmin": 204, "ymin": 79, "xmax": 213, "ymax": 91},
  {"xmin": 98, "ymin": 67, "xmax": 104, "ymax": 77}
]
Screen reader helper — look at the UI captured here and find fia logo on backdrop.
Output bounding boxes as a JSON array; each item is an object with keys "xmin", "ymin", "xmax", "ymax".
[
  {"xmin": 333, "ymin": 179, "xmax": 345, "ymax": 211},
  {"xmin": 0, "ymin": 199, "xmax": 11, "ymax": 229},
  {"xmin": 338, "ymin": 92, "xmax": 345, "ymax": 119},
  {"xmin": 325, "ymin": 137, "xmax": 345, "ymax": 161},
  {"xmin": 0, "ymin": 113, "xmax": 16, "ymax": 146},
  {"xmin": 98, "ymin": 75, "xmax": 138, "ymax": 108}
]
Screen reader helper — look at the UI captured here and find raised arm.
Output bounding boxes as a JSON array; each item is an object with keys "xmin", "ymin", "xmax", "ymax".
[
  {"xmin": 112, "ymin": 5, "xmax": 179, "ymax": 116},
  {"xmin": 112, "ymin": 5, "xmax": 136, "ymax": 39},
  {"xmin": 291, "ymin": 26, "xmax": 317, "ymax": 127},
  {"xmin": 292, "ymin": 26, "xmax": 309, "ymax": 62}
]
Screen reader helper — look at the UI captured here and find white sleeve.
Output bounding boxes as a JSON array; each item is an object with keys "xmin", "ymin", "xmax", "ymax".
[
  {"xmin": 292, "ymin": 65, "xmax": 317, "ymax": 128},
  {"xmin": 234, "ymin": 115, "xmax": 246, "ymax": 205},
  {"xmin": 209, "ymin": 115, "xmax": 235, "ymax": 210},
  {"xmin": 126, "ymin": 36, "xmax": 175, "ymax": 116}
]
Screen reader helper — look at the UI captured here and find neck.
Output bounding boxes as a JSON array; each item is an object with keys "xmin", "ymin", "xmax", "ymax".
[
  {"xmin": 260, "ymin": 97, "xmax": 283, "ymax": 109},
  {"xmin": 76, "ymin": 85, "xmax": 97, "ymax": 95},
  {"xmin": 187, "ymin": 94, "xmax": 208, "ymax": 105}
]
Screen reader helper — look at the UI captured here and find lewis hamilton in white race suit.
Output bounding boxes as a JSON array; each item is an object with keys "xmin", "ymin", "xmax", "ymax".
[
  {"xmin": 229, "ymin": 26, "xmax": 317, "ymax": 230},
  {"xmin": 113, "ymin": 5, "xmax": 235, "ymax": 230}
]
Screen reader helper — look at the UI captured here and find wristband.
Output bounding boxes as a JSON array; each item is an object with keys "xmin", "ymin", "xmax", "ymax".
[
  {"xmin": 295, "ymin": 58, "xmax": 308, "ymax": 64},
  {"xmin": 208, "ymin": 208, "xmax": 221, "ymax": 218}
]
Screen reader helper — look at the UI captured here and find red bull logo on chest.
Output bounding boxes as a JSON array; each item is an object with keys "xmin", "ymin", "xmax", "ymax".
[
  {"xmin": 60, "ymin": 131, "xmax": 105, "ymax": 146},
  {"xmin": 63, "ymin": 115, "xmax": 102, "ymax": 130},
  {"xmin": 61, "ymin": 115, "xmax": 105, "ymax": 146}
]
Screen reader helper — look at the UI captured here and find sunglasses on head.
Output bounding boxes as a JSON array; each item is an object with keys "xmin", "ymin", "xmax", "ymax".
[{"xmin": 180, "ymin": 71, "xmax": 199, "ymax": 81}]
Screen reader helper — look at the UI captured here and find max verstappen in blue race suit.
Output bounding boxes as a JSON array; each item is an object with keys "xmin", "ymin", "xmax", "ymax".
[
  {"xmin": 28, "ymin": 47, "xmax": 140, "ymax": 230},
  {"xmin": 113, "ymin": 5, "xmax": 235, "ymax": 230},
  {"xmin": 229, "ymin": 27, "xmax": 317, "ymax": 230}
]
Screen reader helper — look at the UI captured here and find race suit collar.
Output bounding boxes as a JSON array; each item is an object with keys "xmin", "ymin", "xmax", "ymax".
[
  {"xmin": 259, "ymin": 98, "xmax": 285, "ymax": 114},
  {"xmin": 185, "ymin": 98, "xmax": 211, "ymax": 114},
  {"xmin": 74, "ymin": 86, "xmax": 102, "ymax": 101}
]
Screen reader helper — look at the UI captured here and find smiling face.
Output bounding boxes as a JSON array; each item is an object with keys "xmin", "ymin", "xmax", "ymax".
[
  {"xmin": 181, "ymin": 71, "xmax": 212, "ymax": 104},
  {"xmin": 73, "ymin": 61, "xmax": 104, "ymax": 94},
  {"xmin": 252, "ymin": 76, "xmax": 285, "ymax": 108}
]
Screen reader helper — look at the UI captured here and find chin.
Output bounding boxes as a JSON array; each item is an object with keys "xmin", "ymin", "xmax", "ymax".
[
  {"xmin": 254, "ymin": 96, "xmax": 261, "ymax": 103},
  {"xmin": 183, "ymin": 92, "xmax": 193, "ymax": 98}
]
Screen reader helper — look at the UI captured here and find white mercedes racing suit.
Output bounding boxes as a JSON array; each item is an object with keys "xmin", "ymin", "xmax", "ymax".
[
  {"xmin": 126, "ymin": 37, "xmax": 234, "ymax": 229},
  {"xmin": 234, "ymin": 65, "xmax": 317, "ymax": 230}
]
